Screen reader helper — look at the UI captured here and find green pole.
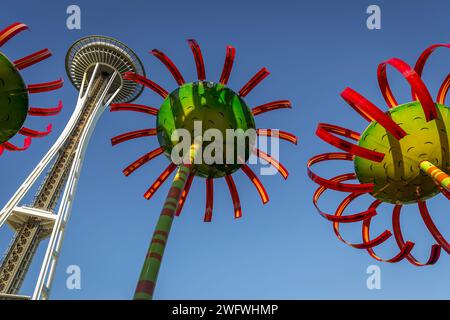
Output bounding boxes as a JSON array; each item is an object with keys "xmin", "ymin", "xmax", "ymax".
[
  {"xmin": 420, "ymin": 160, "xmax": 450, "ymax": 191},
  {"xmin": 134, "ymin": 143, "xmax": 200, "ymax": 300}
]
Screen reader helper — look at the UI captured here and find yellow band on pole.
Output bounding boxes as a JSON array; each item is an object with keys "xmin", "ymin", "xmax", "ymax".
[{"xmin": 419, "ymin": 160, "xmax": 450, "ymax": 191}]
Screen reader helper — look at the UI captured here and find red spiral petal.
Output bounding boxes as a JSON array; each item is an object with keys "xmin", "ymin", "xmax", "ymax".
[
  {"xmin": 392, "ymin": 204, "xmax": 441, "ymax": 266},
  {"xmin": 316, "ymin": 123, "xmax": 385, "ymax": 162},
  {"xmin": 377, "ymin": 57, "xmax": 437, "ymax": 121},
  {"xmin": 307, "ymin": 152, "xmax": 374, "ymax": 193}
]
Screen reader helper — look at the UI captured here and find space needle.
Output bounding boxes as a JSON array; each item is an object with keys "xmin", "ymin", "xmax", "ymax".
[{"xmin": 0, "ymin": 36, "xmax": 144, "ymax": 300}]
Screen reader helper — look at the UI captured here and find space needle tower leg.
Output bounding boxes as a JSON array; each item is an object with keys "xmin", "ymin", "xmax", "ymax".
[{"xmin": 0, "ymin": 36, "xmax": 145, "ymax": 300}]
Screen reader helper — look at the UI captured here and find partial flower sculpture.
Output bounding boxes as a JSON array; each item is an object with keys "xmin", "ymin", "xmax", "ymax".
[
  {"xmin": 0, "ymin": 22, "xmax": 63, "ymax": 155},
  {"xmin": 308, "ymin": 44, "xmax": 450, "ymax": 266}
]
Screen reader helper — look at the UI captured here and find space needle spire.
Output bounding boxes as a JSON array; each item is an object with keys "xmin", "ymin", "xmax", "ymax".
[{"xmin": 0, "ymin": 36, "xmax": 144, "ymax": 300}]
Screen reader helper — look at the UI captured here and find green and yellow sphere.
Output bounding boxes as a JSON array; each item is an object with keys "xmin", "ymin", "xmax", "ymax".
[
  {"xmin": 157, "ymin": 81, "xmax": 256, "ymax": 178},
  {"xmin": 355, "ymin": 102, "xmax": 450, "ymax": 204},
  {"xmin": 0, "ymin": 52, "xmax": 28, "ymax": 144}
]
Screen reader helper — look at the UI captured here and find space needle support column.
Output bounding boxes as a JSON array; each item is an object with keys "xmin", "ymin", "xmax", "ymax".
[
  {"xmin": 0, "ymin": 67, "xmax": 108, "ymax": 296},
  {"xmin": 33, "ymin": 67, "xmax": 120, "ymax": 300},
  {"xmin": 134, "ymin": 142, "xmax": 200, "ymax": 300}
]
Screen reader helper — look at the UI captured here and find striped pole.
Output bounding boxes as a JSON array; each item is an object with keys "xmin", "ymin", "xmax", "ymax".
[
  {"xmin": 134, "ymin": 143, "xmax": 200, "ymax": 300},
  {"xmin": 420, "ymin": 160, "xmax": 450, "ymax": 191}
]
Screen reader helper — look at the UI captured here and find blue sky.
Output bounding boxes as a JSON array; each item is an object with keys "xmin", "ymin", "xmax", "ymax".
[{"xmin": 0, "ymin": 0, "xmax": 449, "ymax": 299}]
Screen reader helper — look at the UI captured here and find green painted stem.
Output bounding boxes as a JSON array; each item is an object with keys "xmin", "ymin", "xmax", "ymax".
[
  {"xmin": 133, "ymin": 141, "xmax": 200, "ymax": 300},
  {"xmin": 133, "ymin": 164, "xmax": 191, "ymax": 300}
]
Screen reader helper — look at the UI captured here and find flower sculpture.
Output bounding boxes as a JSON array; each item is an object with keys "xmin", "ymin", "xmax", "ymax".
[
  {"xmin": 308, "ymin": 44, "xmax": 450, "ymax": 266},
  {"xmin": 0, "ymin": 22, "xmax": 63, "ymax": 155},
  {"xmin": 111, "ymin": 40, "xmax": 297, "ymax": 299}
]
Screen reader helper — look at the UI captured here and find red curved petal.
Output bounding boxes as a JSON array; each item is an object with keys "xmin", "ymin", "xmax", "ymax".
[
  {"xmin": 437, "ymin": 74, "xmax": 450, "ymax": 105},
  {"xmin": 19, "ymin": 124, "xmax": 52, "ymax": 138},
  {"xmin": 253, "ymin": 148, "xmax": 288, "ymax": 179},
  {"xmin": 316, "ymin": 123, "xmax": 385, "ymax": 162},
  {"xmin": 256, "ymin": 129, "xmax": 298, "ymax": 145},
  {"xmin": 252, "ymin": 100, "xmax": 292, "ymax": 116},
  {"xmin": 414, "ymin": 43, "xmax": 450, "ymax": 77},
  {"xmin": 363, "ymin": 200, "xmax": 415, "ymax": 263},
  {"xmin": 219, "ymin": 45, "xmax": 236, "ymax": 85},
  {"xmin": 418, "ymin": 201, "xmax": 450, "ymax": 254},
  {"xmin": 0, "ymin": 144, "xmax": 4, "ymax": 156},
  {"xmin": 239, "ymin": 68, "xmax": 270, "ymax": 97},
  {"xmin": 14, "ymin": 48, "xmax": 52, "ymax": 70},
  {"xmin": 151, "ymin": 49, "xmax": 185, "ymax": 85},
  {"xmin": 187, "ymin": 39, "xmax": 206, "ymax": 81},
  {"xmin": 313, "ymin": 173, "xmax": 375, "ymax": 223},
  {"xmin": 2, "ymin": 137, "xmax": 31, "ymax": 151},
  {"xmin": 204, "ymin": 178, "xmax": 214, "ymax": 222},
  {"xmin": 110, "ymin": 103, "xmax": 159, "ymax": 116},
  {"xmin": 0, "ymin": 22, "xmax": 28, "ymax": 47},
  {"xmin": 332, "ymin": 193, "xmax": 392, "ymax": 249},
  {"xmin": 123, "ymin": 147, "xmax": 164, "ymax": 177},
  {"xmin": 123, "ymin": 72, "xmax": 168, "ymax": 98},
  {"xmin": 28, "ymin": 100, "xmax": 63, "ymax": 116},
  {"xmin": 377, "ymin": 58, "xmax": 437, "ymax": 121},
  {"xmin": 241, "ymin": 164, "xmax": 269, "ymax": 204},
  {"xmin": 414, "ymin": 44, "xmax": 449, "ymax": 103},
  {"xmin": 27, "ymin": 78, "xmax": 63, "ymax": 94},
  {"xmin": 341, "ymin": 87, "xmax": 407, "ymax": 140},
  {"xmin": 392, "ymin": 204, "xmax": 441, "ymax": 266},
  {"xmin": 111, "ymin": 128, "xmax": 157, "ymax": 146},
  {"xmin": 143, "ymin": 163, "xmax": 177, "ymax": 200},
  {"xmin": 225, "ymin": 175, "xmax": 242, "ymax": 219},
  {"xmin": 307, "ymin": 152, "xmax": 374, "ymax": 193}
]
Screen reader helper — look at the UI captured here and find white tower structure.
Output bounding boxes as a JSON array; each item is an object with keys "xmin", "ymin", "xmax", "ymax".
[{"xmin": 0, "ymin": 36, "xmax": 144, "ymax": 300}]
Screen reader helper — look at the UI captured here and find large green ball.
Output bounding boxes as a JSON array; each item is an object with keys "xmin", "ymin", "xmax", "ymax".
[
  {"xmin": 0, "ymin": 52, "xmax": 28, "ymax": 144},
  {"xmin": 157, "ymin": 81, "xmax": 256, "ymax": 178},
  {"xmin": 355, "ymin": 102, "xmax": 450, "ymax": 204}
]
